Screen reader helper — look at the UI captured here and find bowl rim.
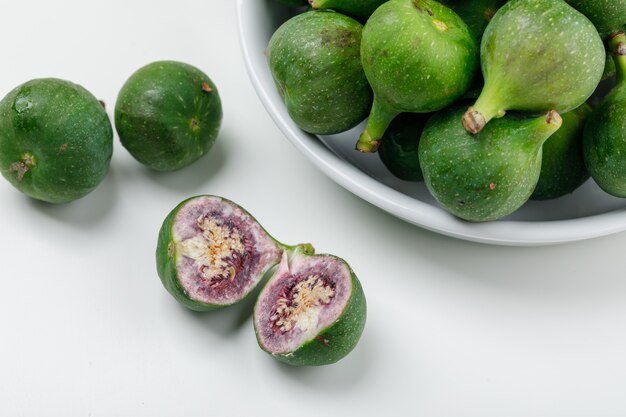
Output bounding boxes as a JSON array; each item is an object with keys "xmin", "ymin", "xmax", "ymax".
[{"xmin": 235, "ymin": 0, "xmax": 626, "ymax": 246}]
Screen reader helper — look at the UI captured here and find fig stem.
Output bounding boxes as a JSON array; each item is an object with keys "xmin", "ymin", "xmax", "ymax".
[
  {"xmin": 463, "ymin": 86, "xmax": 506, "ymax": 134},
  {"xmin": 357, "ymin": 98, "xmax": 399, "ymax": 153},
  {"xmin": 531, "ymin": 109, "xmax": 562, "ymax": 143},
  {"xmin": 608, "ymin": 31, "xmax": 626, "ymax": 84},
  {"xmin": 284, "ymin": 242, "xmax": 315, "ymax": 256}
]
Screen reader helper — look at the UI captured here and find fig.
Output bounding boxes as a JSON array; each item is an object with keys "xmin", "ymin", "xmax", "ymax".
[
  {"xmin": 462, "ymin": 0, "xmax": 605, "ymax": 135},
  {"xmin": 531, "ymin": 104, "xmax": 592, "ymax": 200},
  {"xmin": 378, "ymin": 112, "xmax": 431, "ymax": 181},
  {"xmin": 115, "ymin": 61, "xmax": 222, "ymax": 171},
  {"xmin": 583, "ymin": 32, "xmax": 626, "ymax": 197},
  {"xmin": 439, "ymin": 0, "xmax": 507, "ymax": 43},
  {"xmin": 254, "ymin": 249, "xmax": 366, "ymax": 366},
  {"xmin": 564, "ymin": 0, "xmax": 626, "ymax": 39},
  {"xmin": 358, "ymin": 0, "xmax": 478, "ymax": 152},
  {"xmin": 420, "ymin": 106, "xmax": 562, "ymax": 222},
  {"xmin": 268, "ymin": 10, "xmax": 373, "ymax": 135},
  {"xmin": 0, "ymin": 78, "xmax": 113, "ymax": 203},
  {"xmin": 309, "ymin": 0, "xmax": 388, "ymax": 22},
  {"xmin": 156, "ymin": 195, "xmax": 314, "ymax": 311}
]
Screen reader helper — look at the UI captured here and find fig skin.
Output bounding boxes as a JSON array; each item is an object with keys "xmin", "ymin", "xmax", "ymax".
[
  {"xmin": 358, "ymin": 0, "xmax": 478, "ymax": 152},
  {"xmin": 156, "ymin": 195, "xmax": 314, "ymax": 312},
  {"xmin": 463, "ymin": 0, "xmax": 605, "ymax": 134},
  {"xmin": 254, "ymin": 251, "xmax": 366, "ymax": 366},
  {"xmin": 268, "ymin": 10, "xmax": 373, "ymax": 135},
  {"xmin": 309, "ymin": 0, "xmax": 388, "ymax": 22},
  {"xmin": 564, "ymin": 0, "xmax": 626, "ymax": 39},
  {"xmin": 0, "ymin": 78, "xmax": 113, "ymax": 203},
  {"xmin": 115, "ymin": 61, "xmax": 223, "ymax": 172},
  {"xmin": 531, "ymin": 104, "xmax": 592, "ymax": 200},
  {"xmin": 378, "ymin": 112, "xmax": 431, "ymax": 182},
  {"xmin": 420, "ymin": 106, "xmax": 562, "ymax": 222},
  {"xmin": 583, "ymin": 33, "xmax": 626, "ymax": 197},
  {"xmin": 439, "ymin": 0, "xmax": 507, "ymax": 43}
]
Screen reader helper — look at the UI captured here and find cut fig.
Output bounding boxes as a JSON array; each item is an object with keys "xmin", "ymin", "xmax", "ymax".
[
  {"xmin": 254, "ymin": 250, "xmax": 366, "ymax": 366},
  {"xmin": 156, "ymin": 195, "xmax": 313, "ymax": 311}
]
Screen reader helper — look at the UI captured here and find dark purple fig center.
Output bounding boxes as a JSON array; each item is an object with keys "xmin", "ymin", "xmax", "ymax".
[{"xmin": 172, "ymin": 196, "xmax": 281, "ymax": 305}]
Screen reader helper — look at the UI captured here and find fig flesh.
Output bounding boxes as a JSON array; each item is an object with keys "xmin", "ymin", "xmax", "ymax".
[
  {"xmin": 583, "ymin": 32, "xmax": 626, "ymax": 197},
  {"xmin": 357, "ymin": 0, "xmax": 478, "ymax": 152},
  {"xmin": 268, "ymin": 11, "xmax": 372, "ymax": 135},
  {"xmin": 531, "ymin": 104, "xmax": 592, "ymax": 200},
  {"xmin": 462, "ymin": 0, "xmax": 605, "ymax": 134},
  {"xmin": 156, "ymin": 195, "xmax": 313, "ymax": 311},
  {"xmin": 254, "ymin": 250, "xmax": 366, "ymax": 366},
  {"xmin": 420, "ymin": 107, "xmax": 562, "ymax": 222}
]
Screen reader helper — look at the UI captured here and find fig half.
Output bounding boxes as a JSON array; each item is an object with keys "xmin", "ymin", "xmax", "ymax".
[
  {"xmin": 156, "ymin": 195, "xmax": 313, "ymax": 311},
  {"xmin": 254, "ymin": 250, "xmax": 366, "ymax": 366}
]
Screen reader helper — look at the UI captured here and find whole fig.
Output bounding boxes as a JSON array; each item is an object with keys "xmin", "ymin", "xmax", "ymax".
[
  {"xmin": 462, "ymin": 0, "xmax": 605, "ymax": 134},
  {"xmin": 357, "ymin": 0, "xmax": 478, "ymax": 152}
]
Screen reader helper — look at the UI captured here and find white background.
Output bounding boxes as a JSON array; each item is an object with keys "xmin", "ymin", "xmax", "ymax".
[{"xmin": 1, "ymin": 1, "xmax": 625, "ymax": 416}]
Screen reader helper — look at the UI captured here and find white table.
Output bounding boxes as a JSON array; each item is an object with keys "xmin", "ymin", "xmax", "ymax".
[{"xmin": 1, "ymin": 1, "xmax": 625, "ymax": 416}]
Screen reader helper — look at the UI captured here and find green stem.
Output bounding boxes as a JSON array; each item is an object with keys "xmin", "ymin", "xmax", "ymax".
[
  {"xmin": 284, "ymin": 242, "xmax": 315, "ymax": 256},
  {"xmin": 356, "ymin": 97, "xmax": 399, "ymax": 153},
  {"xmin": 608, "ymin": 32, "xmax": 626, "ymax": 85},
  {"xmin": 529, "ymin": 109, "xmax": 563, "ymax": 144}
]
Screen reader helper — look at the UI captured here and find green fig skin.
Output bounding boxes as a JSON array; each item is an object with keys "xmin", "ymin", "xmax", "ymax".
[
  {"xmin": 564, "ymin": 0, "xmax": 626, "ymax": 39},
  {"xmin": 156, "ymin": 195, "xmax": 314, "ymax": 312},
  {"xmin": 583, "ymin": 33, "xmax": 626, "ymax": 197},
  {"xmin": 310, "ymin": 0, "xmax": 388, "ymax": 22},
  {"xmin": 268, "ymin": 11, "xmax": 373, "ymax": 135},
  {"xmin": 115, "ymin": 61, "xmax": 223, "ymax": 172},
  {"xmin": 0, "ymin": 78, "xmax": 113, "ymax": 203},
  {"xmin": 358, "ymin": 0, "xmax": 478, "ymax": 152},
  {"xmin": 378, "ymin": 112, "xmax": 431, "ymax": 181},
  {"xmin": 463, "ymin": 0, "xmax": 605, "ymax": 134},
  {"xmin": 420, "ymin": 106, "xmax": 562, "ymax": 222},
  {"xmin": 531, "ymin": 104, "xmax": 592, "ymax": 200},
  {"xmin": 439, "ymin": 0, "xmax": 507, "ymax": 43},
  {"xmin": 254, "ymin": 251, "xmax": 366, "ymax": 367}
]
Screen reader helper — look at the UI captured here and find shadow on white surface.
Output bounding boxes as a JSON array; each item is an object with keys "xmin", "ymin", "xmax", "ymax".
[
  {"xmin": 140, "ymin": 138, "xmax": 228, "ymax": 193},
  {"xmin": 23, "ymin": 165, "xmax": 118, "ymax": 227}
]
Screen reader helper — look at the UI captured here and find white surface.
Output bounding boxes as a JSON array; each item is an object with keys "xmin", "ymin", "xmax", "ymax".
[
  {"xmin": 0, "ymin": 1, "xmax": 625, "ymax": 416},
  {"xmin": 239, "ymin": 0, "xmax": 626, "ymax": 245}
]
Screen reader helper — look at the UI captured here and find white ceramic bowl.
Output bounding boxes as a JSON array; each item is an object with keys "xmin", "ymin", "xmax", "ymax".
[{"xmin": 236, "ymin": 0, "xmax": 626, "ymax": 245}]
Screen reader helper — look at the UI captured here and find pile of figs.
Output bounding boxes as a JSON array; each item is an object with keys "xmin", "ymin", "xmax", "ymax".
[{"xmin": 269, "ymin": 0, "xmax": 626, "ymax": 222}]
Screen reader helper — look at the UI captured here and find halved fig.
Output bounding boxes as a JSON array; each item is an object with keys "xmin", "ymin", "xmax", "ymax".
[
  {"xmin": 254, "ymin": 250, "xmax": 366, "ymax": 366},
  {"xmin": 156, "ymin": 195, "xmax": 313, "ymax": 311}
]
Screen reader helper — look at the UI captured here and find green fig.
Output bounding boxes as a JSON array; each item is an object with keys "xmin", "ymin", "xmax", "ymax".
[
  {"xmin": 378, "ymin": 112, "xmax": 431, "ymax": 181},
  {"xmin": 0, "ymin": 78, "xmax": 113, "ymax": 203},
  {"xmin": 357, "ymin": 0, "xmax": 478, "ymax": 152},
  {"xmin": 420, "ymin": 107, "xmax": 562, "ymax": 222},
  {"xmin": 156, "ymin": 195, "xmax": 314, "ymax": 311},
  {"xmin": 439, "ymin": 0, "xmax": 507, "ymax": 43},
  {"xmin": 268, "ymin": 10, "xmax": 373, "ymax": 135},
  {"xmin": 564, "ymin": 0, "xmax": 626, "ymax": 39},
  {"xmin": 309, "ymin": 0, "xmax": 388, "ymax": 22},
  {"xmin": 254, "ymin": 249, "xmax": 366, "ymax": 366},
  {"xmin": 462, "ymin": 0, "xmax": 605, "ymax": 134},
  {"xmin": 583, "ymin": 32, "xmax": 626, "ymax": 197},
  {"xmin": 531, "ymin": 104, "xmax": 592, "ymax": 200}
]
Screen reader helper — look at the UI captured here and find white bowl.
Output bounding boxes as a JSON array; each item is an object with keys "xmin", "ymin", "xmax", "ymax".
[{"xmin": 236, "ymin": 0, "xmax": 626, "ymax": 246}]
